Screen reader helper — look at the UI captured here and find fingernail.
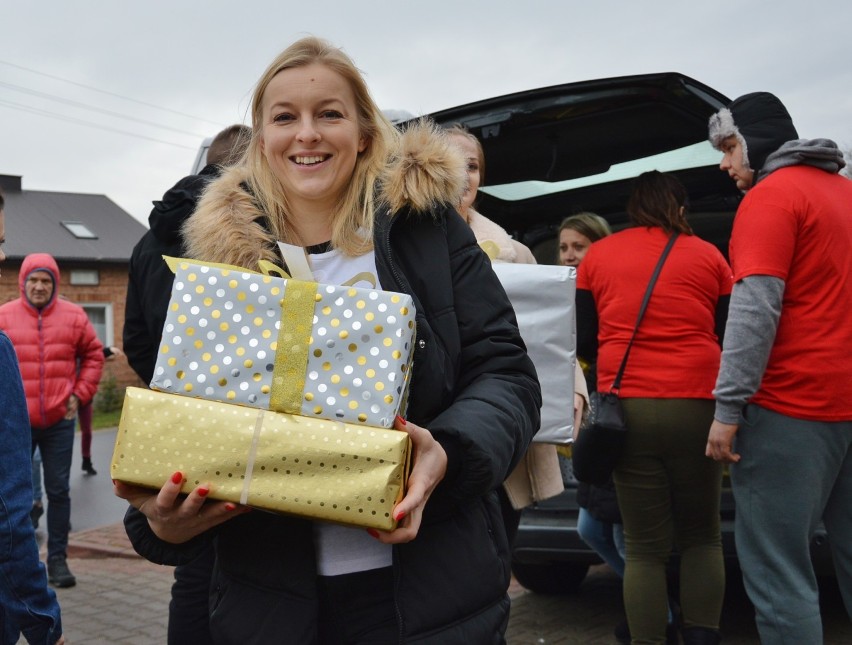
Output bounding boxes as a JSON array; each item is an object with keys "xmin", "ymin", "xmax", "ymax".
[
  {"xmin": 198, "ymin": 486, "xmax": 210, "ymax": 498},
  {"xmin": 366, "ymin": 528, "xmax": 380, "ymax": 539},
  {"xmin": 224, "ymin": 503, "xmax": 236, "ymax": 511},
  {"xmin": 395, "ymin": 415, "xmax": 406, "ymax": 426},
  {"xmin": 393, "ymin": 509, "xmax": 406, "ymax": 521},
  {"xmin": 171, "ymin": 471, "xmax": 183, "ymax": 485}
]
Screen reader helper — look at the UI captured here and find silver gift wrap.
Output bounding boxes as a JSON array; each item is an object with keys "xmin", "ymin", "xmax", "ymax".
[
  {"xmin": 151, "ymin": 260, "xmax": 416, "ymax": 428},
  {"xmin": 492, "ymin": 264, "xmax": 576, "ymax": 444}
]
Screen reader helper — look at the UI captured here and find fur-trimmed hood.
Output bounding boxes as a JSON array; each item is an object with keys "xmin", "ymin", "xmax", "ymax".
[
  {"xmin": 708, "ymin": 92, "xmax": 799, "ymax": 177},
  {"xmin": 182, "ymin": 120, "xmax": 466, "ymax": 269}
]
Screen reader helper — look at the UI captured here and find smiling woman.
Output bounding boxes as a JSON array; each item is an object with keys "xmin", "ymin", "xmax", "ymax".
[{"xmin": 118, "ymin": 35, "xmax": 540, "ymax": 644}]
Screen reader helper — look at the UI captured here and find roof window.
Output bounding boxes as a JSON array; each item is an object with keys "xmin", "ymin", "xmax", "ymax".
[{"xmin": 61, "ymin": 221, "xmax": 98, "ymax": 239}]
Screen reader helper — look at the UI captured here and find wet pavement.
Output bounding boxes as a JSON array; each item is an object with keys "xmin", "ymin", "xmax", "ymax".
[
  {"xmin": 22, "ymin": 428, "xmax": 851, "ymax": 643},
  {"xmin": 29, "ymin": 521, "xmax": 851, "ymax": 644}
]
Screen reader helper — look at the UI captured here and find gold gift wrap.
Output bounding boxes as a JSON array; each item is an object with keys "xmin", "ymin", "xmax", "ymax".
[{"xmin": 111, "ymin": 387, "xmax": 410, "ymax": 530}]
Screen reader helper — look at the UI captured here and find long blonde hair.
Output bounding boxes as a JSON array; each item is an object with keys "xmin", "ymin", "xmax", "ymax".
[{"xmin": 245, "ymin": 36, "xmax": 399, "ymax": 255}]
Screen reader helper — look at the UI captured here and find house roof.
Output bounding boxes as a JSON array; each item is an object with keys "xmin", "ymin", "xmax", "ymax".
[{"xmin": 1, "ymin": 175, "xmax": 148, "ymax": 263}]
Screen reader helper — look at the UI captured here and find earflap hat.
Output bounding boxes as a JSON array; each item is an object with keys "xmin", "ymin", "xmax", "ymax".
[{"xmin": 708, "ymin": 92, "xmax": 798, "ymax": 175}]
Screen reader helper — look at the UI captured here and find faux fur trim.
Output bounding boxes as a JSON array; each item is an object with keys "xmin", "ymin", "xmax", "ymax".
[
  {"xmin": 380, "ymin": 119, "xmax": 467, "ymax": 213},
  {"xmin": 708, "ymin": 107, "xmax": 751, "ymax": 170},
  {"xmin": 467, "ymin": 209, "xmax": 518, "ymax": 263},
  {"xmin": 182, "ymin": 166, "xmax": 277, "ymax": 269},
  {"xmin": 182, "ymin": 120, "xmax": 467, "ymax": 268}
]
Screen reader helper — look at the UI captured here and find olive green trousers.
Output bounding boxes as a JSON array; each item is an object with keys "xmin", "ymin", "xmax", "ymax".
[{"xmin": 614, "ymin": 398, "xmax": 724, "ymax": 645}]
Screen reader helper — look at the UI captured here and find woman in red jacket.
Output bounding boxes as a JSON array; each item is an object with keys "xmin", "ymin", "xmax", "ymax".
[{"xmin": 576, "ymin": 171, "xmax": 731, "ymax": 645}]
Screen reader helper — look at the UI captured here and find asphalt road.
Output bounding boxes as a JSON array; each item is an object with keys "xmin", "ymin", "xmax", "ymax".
[{"xmin": 56, "ymin": 427, "xmax": 129, "ymax": 532}]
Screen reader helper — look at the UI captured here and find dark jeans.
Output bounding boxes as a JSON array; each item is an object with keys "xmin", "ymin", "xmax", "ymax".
[
  {"xmin": 169, "ymin": 543, "xmax": 215, "ymax": 645},
  {"xmin": 31, "ymin": 417, "xmax": 75, "ymax": 561},
  {"xmin": 317, "ymin": 566, "xmax": 397, "ymax": 644}
]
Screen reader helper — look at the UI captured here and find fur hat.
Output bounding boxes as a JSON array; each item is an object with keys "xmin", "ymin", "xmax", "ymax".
[{"xmin": 708, "ymin": 92, "xmax": 799, "ymax": 175}]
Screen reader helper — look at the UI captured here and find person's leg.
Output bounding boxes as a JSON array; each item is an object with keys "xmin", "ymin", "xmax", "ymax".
[
  {"xmin": 78, "ymin": 402, "xmax": 96, "ymax": 474},
  {"xmin": 822, "ymin": 421, "xmax": 852, "ymax": 617},
  {"xmin": 615, "ymin": 398, "xmax": 673, "ymax": 644},
  {"xmin": 663, "ymin": 399, "xmax": 724, "ymax": 632},
  {"xmin": 732, "ymin": 404, "xmax": 846, "ymax": 644},
  {"xmin": 317, "ymin": 567, "xmax": 396, "ymax": 645},
  {"xmin": 168, "ymin": 543, "xmax": 215, "ymax": 645},
  {"xmin": 30, "ymin": 444, "xmax": 44, "ymax": 528},
  {"xmin": 577, "ymin": 506, "xmax": 625, "ymax": 578},
  {"xmin": 38, "ymin": 418, "xmax": 76, "ymax": 562}
]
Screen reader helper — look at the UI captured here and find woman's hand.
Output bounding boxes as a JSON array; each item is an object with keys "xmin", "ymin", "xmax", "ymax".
[
  {"xmin": 114, "ymin": 472, "xmax": 248, "ymax": 544},
  {"xmin": 367, "ymin": 416, "xmax": 447, "ymax": 545}
]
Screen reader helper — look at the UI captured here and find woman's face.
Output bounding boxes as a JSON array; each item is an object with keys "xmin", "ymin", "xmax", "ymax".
[
  {"xmin": 559, "ymin": 228, "xmax": 593, "ymax": 267},
  {"xmin": 449, "ymin": 134, "xmax": 481, "ymax": 218},
  {"xmin": 260, "ymin": 63, "xmax": 367, "ymax": 220}
]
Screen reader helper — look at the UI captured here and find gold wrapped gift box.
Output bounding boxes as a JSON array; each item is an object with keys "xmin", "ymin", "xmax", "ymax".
[{"xmin": 111, "ymin": 387, "xmax": 410, "ymax": 530}]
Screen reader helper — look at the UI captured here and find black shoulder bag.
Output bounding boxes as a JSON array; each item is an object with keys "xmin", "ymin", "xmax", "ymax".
[{"xmin": 572, "ymin": 232, "xmax": 679, "ymax": 485}]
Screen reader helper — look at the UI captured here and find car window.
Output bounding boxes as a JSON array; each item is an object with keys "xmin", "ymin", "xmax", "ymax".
[{"xmin": 481, "ymin": 141, "xmax": 722, "ymax": 202}]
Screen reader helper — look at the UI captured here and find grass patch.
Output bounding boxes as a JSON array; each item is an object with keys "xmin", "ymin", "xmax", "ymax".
[{"xmin": 93, "ymin": 407, "xmax": 123, "ymax": 430}]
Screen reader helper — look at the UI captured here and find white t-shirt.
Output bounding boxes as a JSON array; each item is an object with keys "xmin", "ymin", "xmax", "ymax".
[{"xmin": 306, "ymin": 246, "xmax": 393, "ymax": 577}]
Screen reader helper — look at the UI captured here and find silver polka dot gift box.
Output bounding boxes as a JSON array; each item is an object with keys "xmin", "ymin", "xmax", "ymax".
[{"xmin": 150, "ymin": 259, "xmax": 417, "ymax": 428}]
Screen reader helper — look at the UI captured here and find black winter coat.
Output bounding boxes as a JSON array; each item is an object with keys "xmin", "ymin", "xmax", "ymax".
[
  {"xmin": 124, "ymin": 197, "xmax": 541, "ymax": 644},
  {"xmin": 123, "ymin": 164, "xmax": 221, "ymax": 383}
]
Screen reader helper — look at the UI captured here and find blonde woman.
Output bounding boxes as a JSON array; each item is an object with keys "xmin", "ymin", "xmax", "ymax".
[{"xmin": 117, "ymin": 37, "xmax": 540, "ymax": 644}]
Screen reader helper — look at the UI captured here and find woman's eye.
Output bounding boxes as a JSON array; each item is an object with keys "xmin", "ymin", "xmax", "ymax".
[
  {"xmin": 321, "ymin": 110, "xmax": 343, "ymax": 119},
  {"xmin": 272, "ymin": 113, "xmax": 294, "ymax": 123},
  {"xmin": 467, "ymin": 163, "xmax": 479, "ymax": 172}
]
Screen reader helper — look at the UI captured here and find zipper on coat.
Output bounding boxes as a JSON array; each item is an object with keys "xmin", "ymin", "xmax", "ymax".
[{"xmin": 38, "ymin": 312, "xmax": 47, "ymax": 426}]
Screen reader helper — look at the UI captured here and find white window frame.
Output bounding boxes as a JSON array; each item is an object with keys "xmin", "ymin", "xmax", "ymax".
[{"xmin": 81, "ymin": 303, "xmax": 114, "ymax": 347}]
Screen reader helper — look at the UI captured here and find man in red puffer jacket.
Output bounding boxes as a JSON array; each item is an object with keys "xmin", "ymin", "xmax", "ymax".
[{"xmin": 0, "ymin": 252, "xmax": 104, "ymax": 589}]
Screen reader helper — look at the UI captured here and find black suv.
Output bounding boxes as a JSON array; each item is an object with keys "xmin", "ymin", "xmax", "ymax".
[{"xmin": 413, "ymin": 72, "xmax": 834, "ymax": 593}]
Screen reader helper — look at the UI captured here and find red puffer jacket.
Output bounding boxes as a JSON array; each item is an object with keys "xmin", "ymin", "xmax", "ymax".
[{"xmin": 0, "ymin": 253, "xmax": 104, "ymax": 429}]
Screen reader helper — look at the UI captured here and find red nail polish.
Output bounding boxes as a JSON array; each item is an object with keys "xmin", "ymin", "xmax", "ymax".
[
  {"xmin": 395, "ymin": 415, "xmax": 406, "ymax": 426},
  {"xmin": 171, "ymin": 471, "xmax": 183, "ymax": 485},
  {"xmin": 366, "ymin": 528, "xmax": 380, "ymax": 539},
  {"xmin": 198, "ymin": 487, "xmax": 210, "ymax": 498},
  {"xmin": 224, "ymin": 503, "xmax": 236, "ymax": 511},
  {"xmin": 394, "ymin": 509, "xmax": 406, "ymax": 521}
]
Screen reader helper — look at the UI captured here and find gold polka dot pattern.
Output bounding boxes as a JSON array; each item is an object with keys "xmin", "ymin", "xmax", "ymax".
[
  {"xmin": 111, "ymin": 388, "xmax": 410, "ymax": 530},
  {"xmin": 150, "ymin": 261, "xmax": 417, "ymax": 428}
]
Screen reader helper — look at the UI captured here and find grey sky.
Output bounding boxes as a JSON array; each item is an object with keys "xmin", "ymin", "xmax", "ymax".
[{"xmin": 2, "ymin": 1, "xmax": 850, "ymax": 225}]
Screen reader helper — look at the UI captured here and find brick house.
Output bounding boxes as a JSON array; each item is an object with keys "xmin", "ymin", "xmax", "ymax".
[{"xmin": 0, "ymin": 174, "xmax": 149, "ymax": 393}]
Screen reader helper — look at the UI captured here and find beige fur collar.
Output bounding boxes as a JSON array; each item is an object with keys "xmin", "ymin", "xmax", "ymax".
[{"xmin": 182, "ymin": 120, "xmax": 466, "ymax": 269}]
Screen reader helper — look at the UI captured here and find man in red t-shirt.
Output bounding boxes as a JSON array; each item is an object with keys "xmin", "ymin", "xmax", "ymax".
[{"xmin": 706, "ymin": 92, "xmax": 852, "ymax": 643}]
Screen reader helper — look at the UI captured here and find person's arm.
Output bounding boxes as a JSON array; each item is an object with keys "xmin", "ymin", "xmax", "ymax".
[
  {"xmin": 713, "ymin": 275, "xmax": 783, "ymax": 423},
  {"xmin": 0, "ymin": 335, "xmax": 64, "ymax": 644},
  {"xmin": 575, "ymin": 288, "xmax": 598, "ymax": 364},
  {"xmin": 706, "ymin": 275, "xmax": 783, "ymax": 462}
]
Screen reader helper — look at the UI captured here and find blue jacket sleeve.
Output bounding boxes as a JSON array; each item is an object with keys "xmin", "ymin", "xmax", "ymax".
[{"xmin": 0, "ymin": 332, "xmax": 63, "ymax": 644}]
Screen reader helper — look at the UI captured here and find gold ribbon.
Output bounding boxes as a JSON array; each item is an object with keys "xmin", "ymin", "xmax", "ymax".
[
  {"xmin": 270, "ymin": 279, "xmax": 317, "ymax": 414},
  {"xmin": 163, "ymin": 255, "xmax": 292, "ymax": 279}
]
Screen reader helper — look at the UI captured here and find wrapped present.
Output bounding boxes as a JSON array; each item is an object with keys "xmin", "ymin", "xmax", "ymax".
[
  {"xmin": 492, "ymin": 263, "xmax": 576, "ymax": 444},
  {"xmin": 111, "ymin": 387, "xmax": 410, "ymax": 530},
  {"xmin": 150, "ymin": 259, "xmax": 416, "ymax": 428}
]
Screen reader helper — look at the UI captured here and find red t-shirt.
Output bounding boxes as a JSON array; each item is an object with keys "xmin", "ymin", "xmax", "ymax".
[
  {"xmin": 577, "ymin": 227, "xmax": 732, "ymax": 398},
  {"xmin": 729, "ymin": 165, "xmax": 852, "ymax": 420}
]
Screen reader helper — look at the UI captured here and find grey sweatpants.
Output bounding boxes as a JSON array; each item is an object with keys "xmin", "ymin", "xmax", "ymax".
[{"xmin": 732, "ymin": 403, "xmax": 852, "ymax": 645}]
